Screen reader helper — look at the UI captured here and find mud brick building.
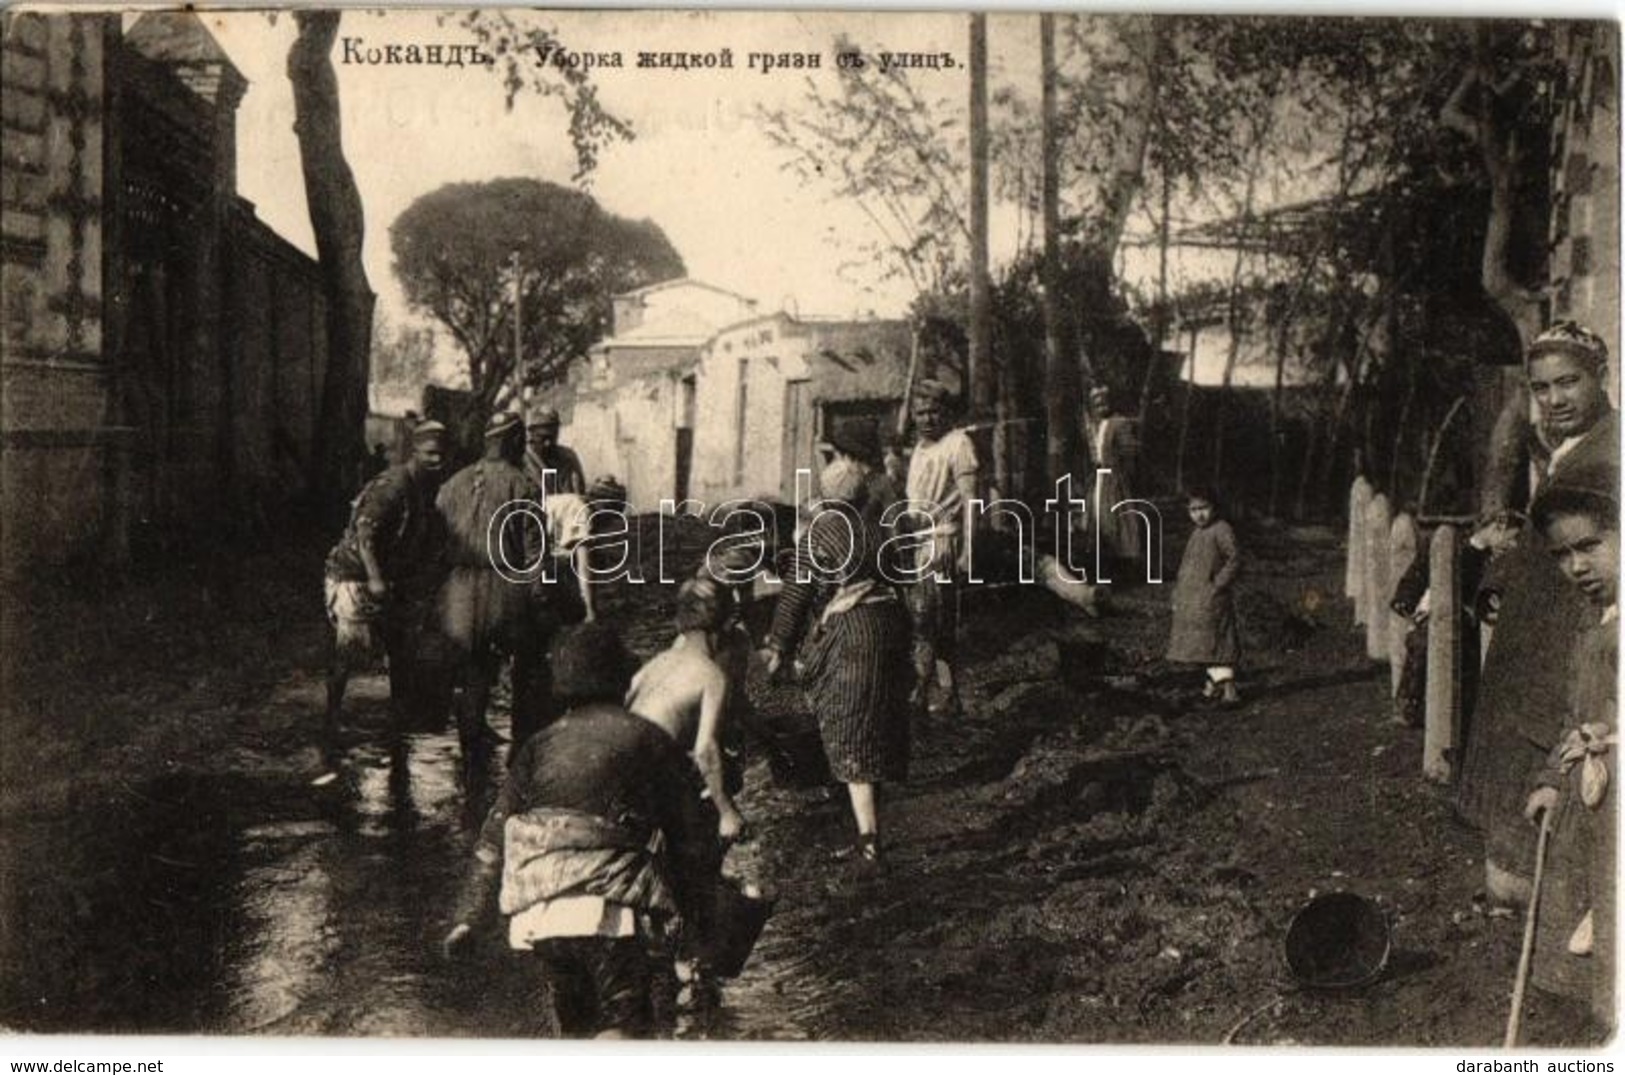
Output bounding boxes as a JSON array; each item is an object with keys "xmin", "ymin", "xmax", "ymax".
[
  {"xmin": 1, "ymin": 11, "xmax": 327, "ymax": 576},
  {"xmin": 687, "ymin": 313, "xmax": 909, "ymax": 507},
  {"xmin": 555, "ymin": 278, "xmax": 907, "ymax": 511}
]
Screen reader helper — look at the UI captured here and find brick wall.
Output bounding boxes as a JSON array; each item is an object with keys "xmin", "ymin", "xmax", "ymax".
[{"xmin": 1, "ymin": 12, "xmax": 116, "ymax": 572}]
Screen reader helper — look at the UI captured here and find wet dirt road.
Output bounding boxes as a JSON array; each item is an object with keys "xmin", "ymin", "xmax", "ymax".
[
  {"xmin": 0, "ymin": 670, "xmax": 827, "ymax": 1039},
  {"xmin": 0, "ymin": 521, "xmax": 1581, "ymax": 1043}
]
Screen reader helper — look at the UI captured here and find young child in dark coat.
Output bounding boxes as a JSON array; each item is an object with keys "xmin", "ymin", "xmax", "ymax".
[
  {"xmin": 1166, "ymin": 487, "xmax": 1242, "ymax": 707},
  {"xmin": 1520, "ymin": 475, "xmax": 1617, "ymax": 1038}
]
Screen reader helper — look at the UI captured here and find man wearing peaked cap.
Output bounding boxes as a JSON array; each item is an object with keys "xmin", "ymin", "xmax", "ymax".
[
  {"xmin": 525, "ymin": 404, "xmax": 587, "ymax": 501},
  {"xmin": 485, "ymin": 411, "xmax": 522, "ymax": 440},
  {"xmin": 435, "ymin": 410, "xmax": 548, "ymax": 761},
  {"xmin": 413, "ymin": 418, "xmax": 449, "ymax": 441},
  {"xmin": 322, "ymin": 416, "xmax": 450, "ymax": 755}
]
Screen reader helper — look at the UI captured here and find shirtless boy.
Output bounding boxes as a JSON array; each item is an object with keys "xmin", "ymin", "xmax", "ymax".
[{"xmin": 625, "ymin": 579, "xmax": 748, "ymax": 842}]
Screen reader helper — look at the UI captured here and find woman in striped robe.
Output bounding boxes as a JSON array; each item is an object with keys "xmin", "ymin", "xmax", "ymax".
[{"xmin": 763, "ymin": 458, "xmax": 913, "ymax": 868}]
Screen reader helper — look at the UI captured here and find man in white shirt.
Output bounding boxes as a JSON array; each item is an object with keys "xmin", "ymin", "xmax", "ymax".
[{"xmin": 902, "ymin": 379, "xmax": 979, "ymax": 720}]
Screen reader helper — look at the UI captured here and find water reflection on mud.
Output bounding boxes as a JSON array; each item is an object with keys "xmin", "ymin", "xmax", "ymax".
[{"xmin": 1, "ymin": 682, "xmax": 823, "ymax": 1039}]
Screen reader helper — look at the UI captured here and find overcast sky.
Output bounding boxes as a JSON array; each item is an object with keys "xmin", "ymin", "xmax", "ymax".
[
  {"xmin": 202, "ymin": 8, "xmax": 1356, "ymax": 385},
  {"xmin": 210, "ymin": 10, "xmax": 1017, "ymax": 323}
]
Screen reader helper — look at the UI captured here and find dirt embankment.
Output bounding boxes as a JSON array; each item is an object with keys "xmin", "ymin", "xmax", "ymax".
[{"xmin": 734, "ymin": 522, "xmax": 1576, "ymax": 1045}]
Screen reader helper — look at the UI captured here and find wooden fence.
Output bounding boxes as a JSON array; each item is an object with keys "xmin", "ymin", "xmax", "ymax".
[{"xmin": 1344, "ymin": 475, "xmax": 1469, "ymax": 782}]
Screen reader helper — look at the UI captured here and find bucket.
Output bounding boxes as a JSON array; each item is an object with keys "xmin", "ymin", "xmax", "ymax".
[
  {"xmin": 702, "ymin": 879, "xmax": 774, "ymax": 978},
  {"xmin": 1283, "ymin": 892, "xmax": 1391, "ymax": 990}
]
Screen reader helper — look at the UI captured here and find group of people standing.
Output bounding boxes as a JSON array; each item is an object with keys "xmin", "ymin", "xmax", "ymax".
[
  {"xmin": 325, "ymin": 343, "xmax": 1617, "ymax": 1041},
  {"xmin": 314, "ymin": 378, "xmax": 1007, "ymax": 1036},
  {"xmin": 322, "ymin": 405, "xmax": 597, "ymax": 765},
  {"xmin": 1444, "ymin": 321, "xmax": 1618, "ymax": 1040}
]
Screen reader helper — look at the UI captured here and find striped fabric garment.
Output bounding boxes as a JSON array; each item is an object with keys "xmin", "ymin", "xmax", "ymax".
[{"xmin": 770, "ymin": 509, "xmax": 912, "ymax": 784}]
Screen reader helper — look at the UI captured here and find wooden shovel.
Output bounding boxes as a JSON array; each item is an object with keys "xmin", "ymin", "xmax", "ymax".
[{"xmin": 1504, "ymin": 807, "xmax": 1556, "ymax": 1047}]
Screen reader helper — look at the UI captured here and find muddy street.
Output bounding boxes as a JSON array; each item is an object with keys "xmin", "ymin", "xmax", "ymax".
[{"xmin": 0, "ymin": 522, "xmax": 1574, "ymax": 1042}]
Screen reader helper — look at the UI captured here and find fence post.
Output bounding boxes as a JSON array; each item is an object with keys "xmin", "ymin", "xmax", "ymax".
[
  {"xmin": 1364, "ymin": 493, "xmax": 1392, "ymax": 661},
  {"xmin": 1424, "ymin": 524, "xmax": 1460, "ymax": 783},
  {"xmin": 1348, "ymin": 476, "xmax": 1372, "ymax": 624},
  {"xmin": 1388, "ymin": 512, "xmax": 1418, "ymax": 696}
]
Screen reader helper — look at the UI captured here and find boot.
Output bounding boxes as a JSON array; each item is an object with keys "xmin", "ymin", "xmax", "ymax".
[{"xmin": 1219, "ymin": 680, "xmax": 1242, "ymax": 709}]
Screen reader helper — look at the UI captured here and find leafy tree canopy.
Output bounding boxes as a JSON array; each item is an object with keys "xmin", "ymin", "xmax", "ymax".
[{"xmin": 390, "ymin": 178, "xmax": 685, "ymax": 411}]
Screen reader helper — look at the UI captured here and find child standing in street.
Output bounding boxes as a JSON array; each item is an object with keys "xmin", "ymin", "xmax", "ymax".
[
  {"xmin": 1167, "ymin": 487, "xmax": 1243, "ymax": 707},
  {"xmin": 1519, "ymin": 474, "xmax": 1617, "ymax": 1039}
]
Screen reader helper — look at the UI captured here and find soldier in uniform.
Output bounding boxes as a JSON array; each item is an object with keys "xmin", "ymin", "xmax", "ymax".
[
  {"xmin": 525, "ymin": 406, "xmax": 588, "ymax": 500},
  {"xmin": 435, "ymin": 412, "xmax": 547, "ymax": 760},
  {"xmin": 323, "ymin": 419, "xmax": 450, "ymax": 747}
]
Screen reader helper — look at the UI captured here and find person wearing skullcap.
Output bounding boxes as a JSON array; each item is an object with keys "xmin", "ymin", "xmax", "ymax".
[
  {"xmin": 902, "ymin": 378, "xmax": 978, "ymax": 721},
  {"xmin": 321, "ymin": 418, "xmax": 450, "ymax": 754},
  {"xmin": 524, "ymin": 404, "xmax": 587, "ymax": 500},
  {"xmin": 1459, "ymin": 320, "xmax": 1620, "ymax": 908},
  {"xmin": 1526, "ymin": 321, "xmax": 1617, "ymax": 482},
  {"xmin": 444, "ymin": 623, "xmax": 724, "ymax": 1039},
  {"xmin": 433, "ymin": 411, "xmax": 549, "ymax": 759},
  {"xmin": 763, "ymin": 457, "xmax": 913, "ymax": 870},
  {"xmin": 1085, "ymin": 384, "xmax": 1145, "ymax": 578}
]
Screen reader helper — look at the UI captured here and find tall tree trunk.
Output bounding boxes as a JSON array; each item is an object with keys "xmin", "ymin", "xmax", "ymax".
[
  {"xmin": 1295, "ymin": 287, "xmax": 1350, "ymax": 519},
  {"xmin": 1210, "ymin": 146, "xmax": 1263, "ymax": 489},
  {"xmin": 1175, "ymin": 324, "xmax": 1198, "ymax": 492},
  {"xmin": 1040, "ymin": 13, "xmax": 1076, "ymax": 486},
  {"xmin": 1076, "ymin": 18, "xmax": 1158, "ymax": 397},
  {"xmin": 1441, "ymin": 24, "xmax": 1545, "ymax": 341},
  {"xmin": 1138, "ymin": 161, "xmax": 1171, "ymax": 429},
  {"xmin": 289, "ymin": 11, "xmax": 374, "ymax": 511},
  {"xmin": 968, "ymin": 14, "xmax": 993, "ymax": 420}
]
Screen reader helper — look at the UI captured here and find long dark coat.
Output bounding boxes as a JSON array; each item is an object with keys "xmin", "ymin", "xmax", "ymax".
[
  {"xmin": 1530, "ymin": 619, "xmax": 1617, "ymax": 1021},
  {"xmin": 1455, "ymin": 411, "xmax": 1619, "ymax": 873}
]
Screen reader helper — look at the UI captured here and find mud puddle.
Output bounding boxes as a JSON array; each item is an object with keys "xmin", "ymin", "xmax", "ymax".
[{"xmin": 0, "ymin": 682, "xmax": 825, "ymax": 1039}]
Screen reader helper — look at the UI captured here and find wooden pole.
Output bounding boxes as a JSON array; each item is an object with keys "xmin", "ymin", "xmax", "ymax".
[
  {"xmin": 968, "ymin": 13, "xmax": 992, "ymax": 416},
  {"xmin": 897, "ymin": 325, "xmax": 921, "ymax": 440},
  {"xmin": 1504, "ymin": 810, "xmax": 1555, "ymax": 1046},
  {"xmin": 1423, "ymin": 523, "xmax": 1459, "ymax": 782},
  {"xmin": 510, "ymin": 249, "xmax": 525, "ymax": 413},
  {"xmin": 1348, "ymin": 476, "xmax": 1372, "ymax": 619},
  {"xmin": 1039, "ymin": 12, "xmax": 1074, "ymax": 485},
  {"xmin": 1364, "ymin": 493, "xmax": 1392, "ymax": 661},
  {"xmin": 1388, "ymin": 512, "xmax": 1418, "ymax": 696}
]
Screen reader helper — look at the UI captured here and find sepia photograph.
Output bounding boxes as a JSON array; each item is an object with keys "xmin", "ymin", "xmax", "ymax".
[{"xmin": 0, "ymin": 5, "xmax": 1619, "ymax": 1051}]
